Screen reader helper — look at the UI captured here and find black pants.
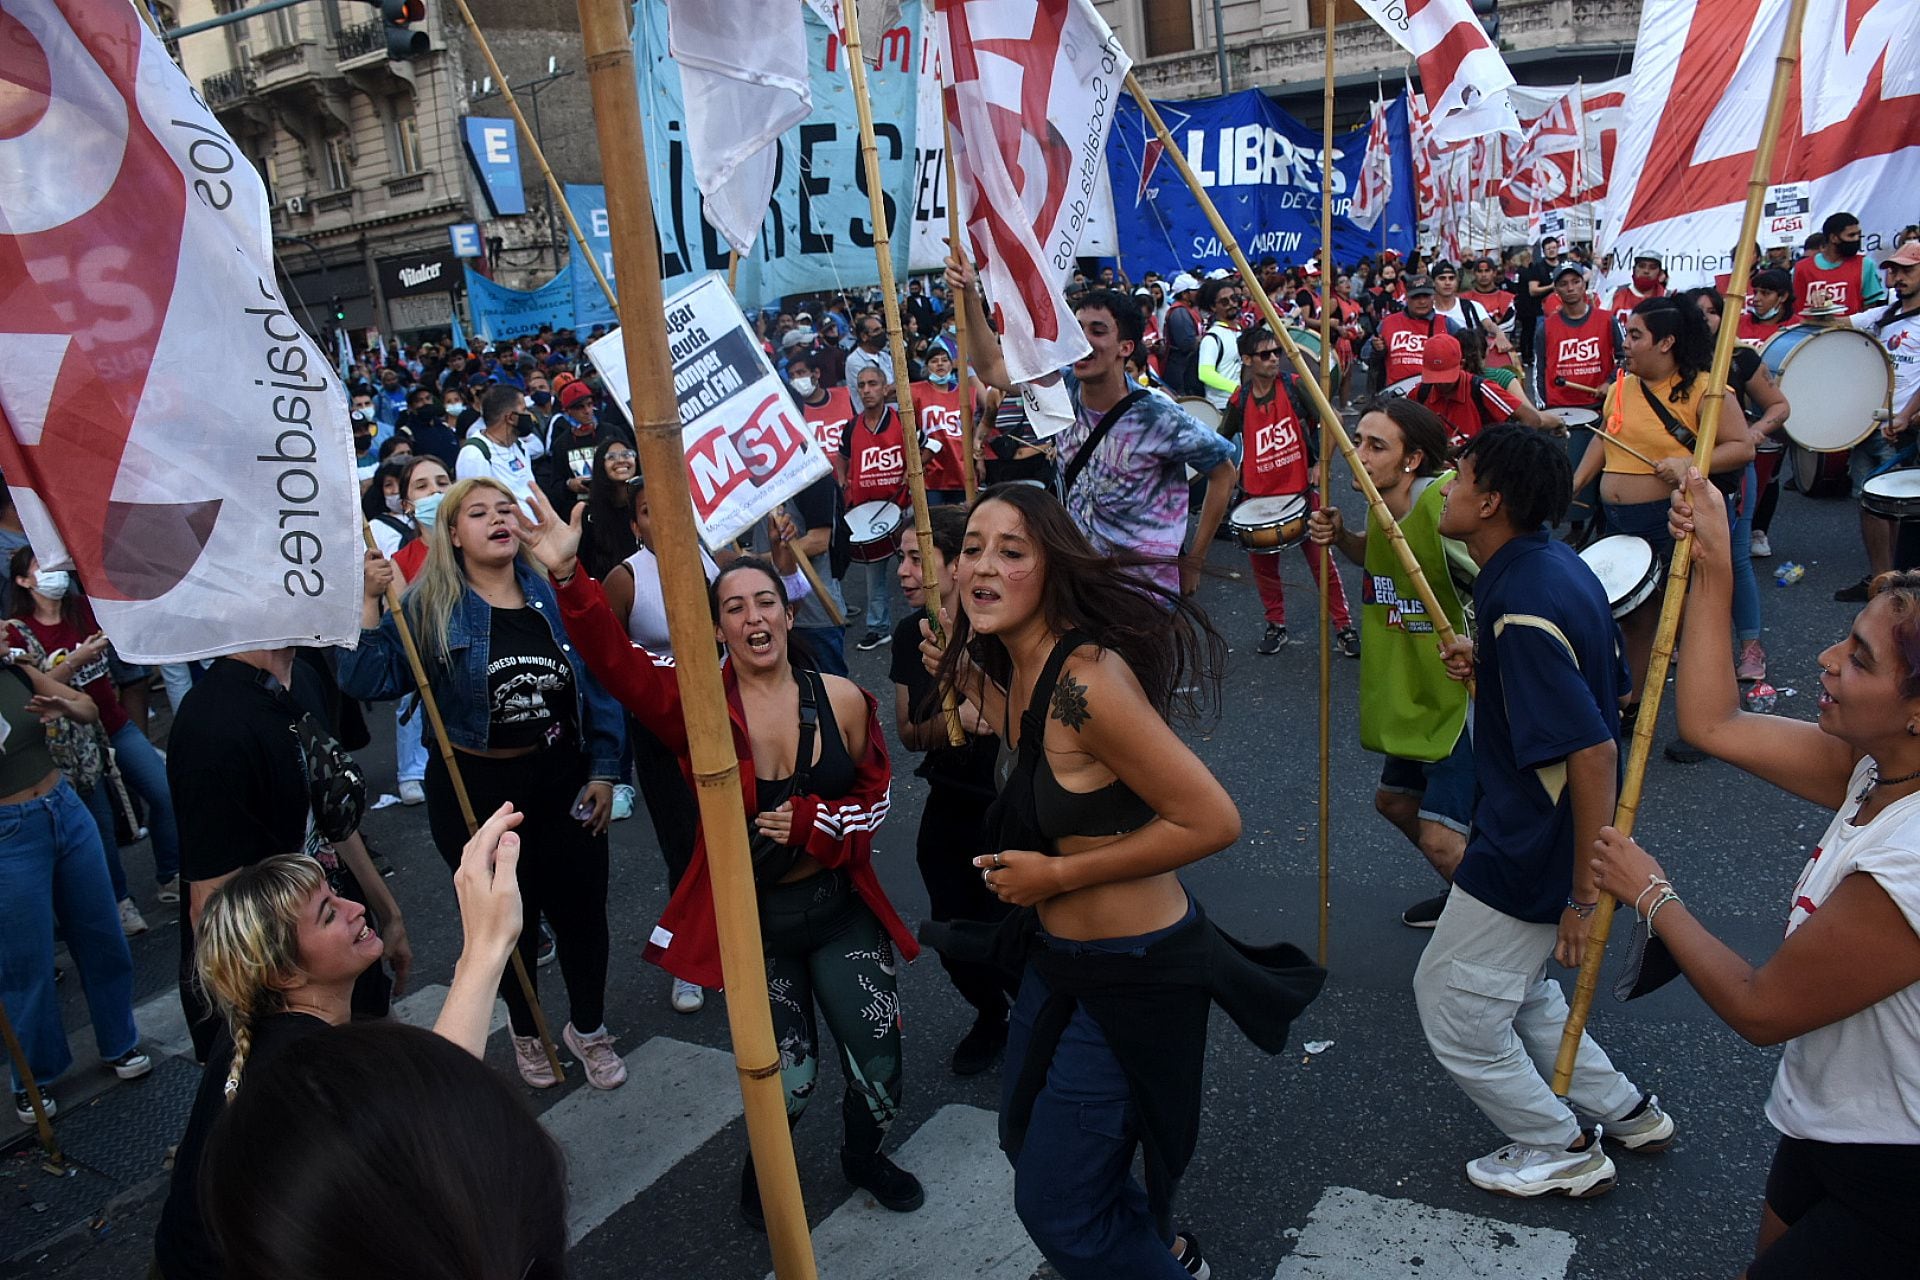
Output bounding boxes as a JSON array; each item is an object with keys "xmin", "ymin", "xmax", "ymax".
[
  {"xmin": 630, "ymin": 715, "xmax": 698, "ymax": 893},
  {"xmin": 1751, "ymin": 1134, "xmax": 1920, "ymax": 1278},
  {"xmin": 424, "ymin": 743, "xmax": 609, "ymax": 1037},
  {"xmin": 916, "ymin": 784, "xmax": 1015, "ymax": 1019}
]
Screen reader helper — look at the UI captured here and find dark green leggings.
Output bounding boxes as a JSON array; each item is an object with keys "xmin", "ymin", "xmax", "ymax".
[{"xmin": 755, "ymin": 868, "xmax": 903, "ymax": 1154}]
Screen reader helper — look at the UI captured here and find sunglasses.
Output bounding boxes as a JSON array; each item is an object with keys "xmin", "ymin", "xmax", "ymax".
[{"xmin": 1251, "ymin": 349, "xmax": 1281, "ymax": 359}]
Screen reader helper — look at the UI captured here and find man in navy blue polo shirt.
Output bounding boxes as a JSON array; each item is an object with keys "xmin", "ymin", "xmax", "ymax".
[{"xmin": 1415, "ymin": 425, "xmax": 1677, "ymax": 1198}]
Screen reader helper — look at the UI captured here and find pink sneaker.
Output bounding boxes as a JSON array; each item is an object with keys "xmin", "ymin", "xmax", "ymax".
[
  {"xmin": 1736, "ymin": 639, "xmax": 1767, "ymax": 683},
  {"xmin": 563, "ymin": 1023, "xmax": 627, "ymax": 1090},
  {"xmin": 512, "ymin": 1034, "xmax": 558, "ymax": 1089}
]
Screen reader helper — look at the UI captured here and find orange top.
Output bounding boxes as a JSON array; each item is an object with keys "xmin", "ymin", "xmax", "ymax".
[{"xmin": 1599, "ymin": 372, "xmax": 1725, "ymax": 476}]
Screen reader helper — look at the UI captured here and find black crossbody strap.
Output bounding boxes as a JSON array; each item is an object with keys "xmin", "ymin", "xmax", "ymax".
[
  {"xmin": 1062, "ymin": 390, "xmax": 1148, "ymax": 499},
  {"xmin": 1016, "ymin": 631, "xmax": 1093, "ymax": 769},
  {"xmin": 1637, "ymin": 377, "xmax": 1696, "ymax": 450}
]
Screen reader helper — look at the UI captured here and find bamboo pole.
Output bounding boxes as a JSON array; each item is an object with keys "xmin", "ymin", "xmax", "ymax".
[
  {"xmin": 449, "ymin": 0, "xmax": 618, "ymax": 316},
  {"xmin": 1, "ymin": 1000, "xmax": 67, "ymax": 1175},
  {"xmin": 843, "ymin": 0, "xmax": 964, "ymax": 748},
  {"xmin": 942, "ymin": 109, "xmax": 979, "ymax": 504},
  {"xmin": 1550, "ymin": 0, "xmax": 1810, "ymax": 1094},
  {"xmin": 777, "ymin": 505, "xmax": 847, "ymax": 627},
  {"xmin": 1314, "ymin": 4, "xmax": 1335, "ymax": 967},
  {"xmin": 572, "ymin": 2, "xmax": 814, "ymax": 1271},
  {"xmin": 1125, "ymin": 74, "xmax": 1472, "ymax": 697},
  {"xmin": 360, "ymin": 524, "xmax": 564, "ymax": 1081}
]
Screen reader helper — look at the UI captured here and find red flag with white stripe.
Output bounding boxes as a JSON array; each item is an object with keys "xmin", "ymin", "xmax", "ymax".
[
  {"xmin": 0, "ymin": 0, "xmax": 359, "ymax": 662},
  {"xmin": 1350, "ymin": 100, "xmax": 1395, "ymax": 232},
  {"xmin": 1353, "ymin": 0, "xmax": 1519, "ymax": 141}
]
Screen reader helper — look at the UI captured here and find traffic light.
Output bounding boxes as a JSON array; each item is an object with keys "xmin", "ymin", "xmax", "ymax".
[
  {"xmin": 1470, "ymin": 0, "xmax": 1500, "ymax": 41},
  {"xmin": 375, "ymin": 0, "xmax": 429, "ymax": 61}
]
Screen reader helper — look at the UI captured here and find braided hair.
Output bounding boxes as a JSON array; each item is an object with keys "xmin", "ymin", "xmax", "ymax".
[{"xmin": 193, "ymin": 855, "xmax": 329, "ymax": 1101}]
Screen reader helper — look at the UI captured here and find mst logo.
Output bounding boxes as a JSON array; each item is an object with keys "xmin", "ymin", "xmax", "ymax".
[
  {"xmin": 1556, "ymin": 336, "xmax": 1602, "ymax": 365},
  {"xmin": 860, "ymin": 444, "xmax": 904, "ymax": 477},
  {"xmin": 1389, "ymin": 329, "xmax": 1428, "ymax": 354},
  {"xmin": 1253, "ymin": 419, "xmax": 1301, "ymax": 468}
]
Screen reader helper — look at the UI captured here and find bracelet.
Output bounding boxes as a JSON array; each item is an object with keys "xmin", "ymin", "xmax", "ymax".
[
  {"xmin": 553, "ymin": 564, "xmax": 576, "ymax": 585},
  {"xmin": 1565, "ymin": 897, "xmax": 1597, "ymax": 919},
  {"xmin": 1646, "ymin": 890, "xmax": 1683, "ymax": 937},
  {"xmin": 1634, "ymin": 875, "xmax": 1674, "ymax": 917}
]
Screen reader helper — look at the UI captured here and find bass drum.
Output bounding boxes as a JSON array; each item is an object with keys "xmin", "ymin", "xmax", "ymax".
[
  {"xmin": 1790, "ymin": 443, "xmax": 1854, "ymax": 500},
  {"xmin": 1765, "ymin": 324, "xmax": 1893, "ymax": 454},
  {"xmin": 1579, "ymin": 535, "xmax": 1659, "ymax": 620}
]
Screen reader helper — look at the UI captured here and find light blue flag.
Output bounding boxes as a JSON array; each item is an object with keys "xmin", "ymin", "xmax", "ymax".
[{"xmin": 449, "ymin": 309, "xmax": 468, "ymax": 352}]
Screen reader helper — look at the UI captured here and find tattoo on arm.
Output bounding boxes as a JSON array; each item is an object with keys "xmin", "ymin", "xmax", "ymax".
[{"xmin": 1050, "ymin": 674, "xmax": 1091, "ymax": 731}]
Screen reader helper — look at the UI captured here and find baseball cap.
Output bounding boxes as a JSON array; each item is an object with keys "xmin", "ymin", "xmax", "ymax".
[
  {"xmin": 1170, "ymin": 272, "xmax": 1201, "ymax": 294},
  {"xmin": 1553, "ymin": 262, "xmax": 1585, "ymax": 281},
  {"xmin": 1633, "ymin": 251, "xmax": 1663, "ymax": 266},
  {"xmin": 559, "ymin": 380, "xmax": 595, "ymax": 409},
  {"xmin": 1469, "ymin": 256, "xmax": 1497, "ymax": 270},
  {"xmin": 1204, "ymin": 267, "xmax": 1232, "ymax": 280},
  {"xmin": 1404, "ymin": 275, "xmax": 1437, "ymax": 297},
  {"xmin": 1305, "ymin": 262, "xmax": 1322, "ymax": 277},
  {"xmin": 781, "ymin": 327, "xmax": 817, "ymax": 350},
  {"xmin": 1884, "ymin": 242, "xmax": 1920, "ymax": 268},
  {"xmin": 1421, "ymin": 333, "xmax": 1466, "ymax": 384}
]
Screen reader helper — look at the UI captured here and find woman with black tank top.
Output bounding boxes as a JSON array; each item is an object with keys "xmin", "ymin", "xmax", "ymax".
[
  {"xmin": 923, "ymin": 483, "xmax": 1324, "ymax": 1280},
  {"xmin": 519, "ymin": 488, "xmax": 927, "ymax": 1230}
]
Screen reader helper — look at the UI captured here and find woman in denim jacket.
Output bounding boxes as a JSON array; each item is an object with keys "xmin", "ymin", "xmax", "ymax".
[{"xmin": 341, "ymin": 477, "xmax": 629, "ymax": 1090}]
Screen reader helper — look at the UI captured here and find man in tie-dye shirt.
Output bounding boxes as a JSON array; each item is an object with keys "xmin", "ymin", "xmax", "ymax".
[{"xmin": 949, "ymin": 277, "xmax": 1237, "ymax": 596}]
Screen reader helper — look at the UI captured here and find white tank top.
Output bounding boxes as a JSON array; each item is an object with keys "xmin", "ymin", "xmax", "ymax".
[{"xmin": 621, "ymin": 544, "xmax": 719, "ymax": 655}]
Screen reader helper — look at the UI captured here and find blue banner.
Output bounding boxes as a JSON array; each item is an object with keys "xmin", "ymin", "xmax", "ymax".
[
  {"xmin": 466, "ymin": 268, "xmax": 577, "ymax": 341},
  {"xmin": 1107, "ymin": 90, "xmax": 1416, "ymax": 276},
  {"xmin": 631, "ymin": 0, "xmax": 917, "ymax": 305},
  {"xmin": 462, "ymin": 117, "xmax": 528, "ymax": 217},
  {"xmin": 564, "ymin": 183, "xmax": 619, "ymax": 333}
]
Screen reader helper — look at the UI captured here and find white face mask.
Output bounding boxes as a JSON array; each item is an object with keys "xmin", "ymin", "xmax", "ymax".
[
  {"xmin": 34, "ymin": 569, "xmax": 71, "ymax": 599},
  {"xmin": 445, "ymin": 402, "xmax": 462, "ymax": 416},
  {"xmin": 385, "ymin": 493, "xmax": 404, "ymax": 513},
  {"xmin": 790, "ymin": 376, "xmax": 816, "ymax": 397},
  {"xmin": 412, "ymin": 490, "xmax": 446, "ymax": 530}
]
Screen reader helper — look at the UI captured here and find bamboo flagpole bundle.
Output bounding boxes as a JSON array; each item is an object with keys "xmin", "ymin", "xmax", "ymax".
[
  {"xmin": 1, "ymin": 1000, "xmax": 67, "ymax": 1174},
  {"xmin": 1550, "ymin": 0, "xmax": 1812, "ymax": 1095},
  {"xmin": 358, "ymin": 524, "xmax": 565, "ymax": 1082},
  {"xmin": 1313, "ymin": 5, "xmax": 1336, "ymax": 966},
  {"xmin": 776, "ymin": 504, "xmax": 847, "ymax": 627},
  {"xmin": 1123, "ymin": 75, "xmax": 1473, "ymax": 698},
  {"xmin": 448, "ymin": 0, "xmax": 618, "ymax": 317},
  {"xmin": 572, "ymin": 2, "xmax": 815, "ymax": 1270},
  {"xmin": 942, "ymin": 110, "xmax": 979, "ymax": 504},
  {"xmin": 841, "ymin": 0, "xmax": 964, "ymax": 748}
]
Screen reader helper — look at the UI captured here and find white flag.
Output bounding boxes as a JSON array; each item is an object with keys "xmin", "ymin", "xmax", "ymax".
[
  {"xmin": 939, "ymin": 0, "xmax": 1131, "ymax": 386},
  {"xmin": 667, "ymin": 0, "xmax": 812, "ymax": 256},
  {"xmin": 1352, "ymin": 0, "xmax": 1519, "ymax": 142},
  {"xmin": 1349, "ymin": 100, "xmax": 1394, "ymax": 232},
  {"xmin": 0, "ymin": 0, "xmax": 359, "ymax": 663}
]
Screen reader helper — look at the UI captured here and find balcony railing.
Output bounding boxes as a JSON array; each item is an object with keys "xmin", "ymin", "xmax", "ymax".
[
  {"xmin": 337, "ymin": 19, "xmax": 386, "ymax": 63},
  {"xmin": 201, "ymin": 67, "xmax": 255, "ymax": 109}
]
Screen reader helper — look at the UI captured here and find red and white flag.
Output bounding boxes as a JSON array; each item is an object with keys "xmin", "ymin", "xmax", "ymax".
[
  {"xmin": 1353, "ymin": 0, "xmax": 1520, "ymax": 141},
  {"xmin": 669, "ymin": 0, "xmax": 811, "ymax": 255},
  {"xmin": 1350, "ymin": 99, "xmax": 1395, "ymax": 232},
  {"xmin": 938, "ymin": 0, "xmax": 1131, "ymax": 385},
  {"xmin": 1600, "ymin": 0, "xmax": 1919, "ymax": 291},
  {"xmin": 0, "ymin": 0, "xmax": 359, "ymax": 663}
]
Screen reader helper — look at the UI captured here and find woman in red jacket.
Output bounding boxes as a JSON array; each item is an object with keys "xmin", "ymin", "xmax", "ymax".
[{"xmin": 515, "ymin": 489, "xmax": 924, "ymax": 1230}]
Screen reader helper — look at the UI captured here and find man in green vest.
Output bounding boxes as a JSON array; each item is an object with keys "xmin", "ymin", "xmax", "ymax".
[{"xmin": 1309, "ymin": 397, "xmax": 1476, "ymax": 928}]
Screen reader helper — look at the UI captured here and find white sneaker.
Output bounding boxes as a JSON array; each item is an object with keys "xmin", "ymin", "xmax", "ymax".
[
  {"xmin": 155, "ymin": 877, "xmax": 181, "ymax": 904},
  {"xmin": 670, "ymin": 978, "xmax": 706, "ymax": 1013},
  {"xmin": 612, "ymin": 783, "xmax": 636, "ymax": 821},
  {"xmin": 1602, "ymin": 1094, "xmax": 1675, "ymax": 1152},
  {"xmin": 512, "ymin": 1034, "xmax": 558, "ymax": 1089},
  {"xmin": 119, "ymin": 898, "xmax": 148, "ymax": 937},
  {"xmin": 1466, "ymin": 1131, "xmax": 1616, "ymax": 1198},
  {"xmin": 398, "ymin": 779, "xmax": 425, "ymax": 806},
  {"xmin": 1749, "ymin": 530, "xmax": 1772, "ymax": 558}
]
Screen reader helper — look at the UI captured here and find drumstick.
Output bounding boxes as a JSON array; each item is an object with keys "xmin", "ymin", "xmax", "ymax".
[
  {"xmin": 1554, "ymin": 377, "xmax": 1606, "ymax": 397},
  {"xmin": 1577, "ymin": 422, "xmax": 1662, "ymax": 469}
]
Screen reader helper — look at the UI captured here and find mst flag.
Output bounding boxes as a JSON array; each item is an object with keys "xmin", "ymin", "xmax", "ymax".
[
  {"xmin": 1353, "ymin": 0, "xmax": 1519, "ymax": 141},
  {"xmin": 1349, "ymin": 99, "xmax": 1395, "ymax": 232},
  {"xmin": 938, "ymin": 0, "xmax": 1130, "ymax": 384},
  {"xmin": 0, "ymin": 0, "xmax": 359, "ymax": 663},
  {"xmin": 666, "ymin": 0, "xmax": 811, "ymax": 255}
]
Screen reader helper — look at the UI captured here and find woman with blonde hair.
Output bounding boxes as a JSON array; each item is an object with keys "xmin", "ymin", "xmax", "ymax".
[
  {"xmin": 152, "ymin": 807, "xmax": 525, "ymax": 1280},
  {"xmin": 340, "ymin": 476, "xmax": 628, "ymax": 1091}
]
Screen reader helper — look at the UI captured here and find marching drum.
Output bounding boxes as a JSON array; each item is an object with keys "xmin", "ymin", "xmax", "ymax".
[
  {"xmin": 1580, "ymin": 534, "xmax": 1660, "ymax": 620},
  {"xmin": 1860, "ymin": 470, "xmax": 1920, "ymax": 523},
  {"xmin": 1554, "ymin": 407, "xmax": 1600, "ymax": 430},
  {"xmin": 843, "ymin": 499, "xmax": 905, "ymax": 564},
  {"xmin": 1228, "ymin": 494, "xmax": 1308, "ymax": 554},
  {"xmin": 1764, "ymin": 324, "xmax": 1894, "ymax": 454},
  {"xmin": 1176, "ymin": 396, "xmax": 1224, "ymax": 432},
  {"xmin": 1385, "ymin": 375, "xmax": 1423, "ymax": 398}
]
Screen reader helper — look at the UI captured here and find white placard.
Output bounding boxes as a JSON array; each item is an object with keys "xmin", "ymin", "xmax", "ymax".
[
  {"xmin": 587, "ymin": 276, "xmax": 831, "ymax": 551},
  {"xmin": 1761, "ymin": 181, "xmax": 1813, "ymax": 249}
]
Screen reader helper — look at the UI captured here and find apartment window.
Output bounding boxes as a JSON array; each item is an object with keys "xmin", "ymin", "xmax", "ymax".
[
  {"xmin": 263, "ymin": 4, "xmax": 298, "ymax": 49},
  {"xmin": 1142, "ymin": 0, "xmax": 1194, "ymax": 57},
  {"xmin": 391, "ymin": 99, "xmax": 424, "ymax": 176},
  {"xmin": 324, "ymin": 136, "xmax": 352, "ymax": 191}
]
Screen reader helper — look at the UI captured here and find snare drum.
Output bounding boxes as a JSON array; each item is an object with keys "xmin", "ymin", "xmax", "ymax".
[
  {"xmin": 1580, "ymin": 534, "xmax": 1660, "ymax": 619},
  {"xmin": 1176, "ymin": 396, "xmax": 1224, "ymax": 433},
  {"xmin": 1554, "ymin": 407, "xmax": 1600, "ymax": 430},
  {"xmin": 1385, "ymin": 375, "xmax": 1422, "ymax": 398},
  {"xmin": 843, "ymin": 500, "xmax": 905, "ymax": 564},
  {"xmin": 1228, "ymin": 494, "xmax": 1308, "ymax": 554},
  {"xmin": 1860, "ymin": 470, "xmax": 1920, "ymax": 522},
  {"xmin": 1765, "ymin": 324, "xmax": 1894, "ymax": 454}
]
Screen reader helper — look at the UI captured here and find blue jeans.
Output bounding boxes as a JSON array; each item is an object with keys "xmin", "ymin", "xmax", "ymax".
[
  {"xmin": 859, "ymin": 554, "xmax": 896, "ymax": 635},
  {"xmin": 1729, "ymin": 465, "xmax": 1761, "ymax": 643},
  {"xmin": 395, "ymin": 697, "xmax": 428, "ymax": 784},
  {"xmin": 81, "ymin": 782, "xmax": 131, "ymax": 903},
  {"xmin": 0, "ymin": 781, "xmax": 138, "ymax": 1089},
  {"xmin": 1002, "ymin": 906, "xmax": 1197, "ymax": 1279},
  {"xmin": 798, "ymin": 626, "xmax": 850, "ymax": 677},
  {"xmin": 83, "ymin": 722, "xmax": 180, "ymax": 887}
]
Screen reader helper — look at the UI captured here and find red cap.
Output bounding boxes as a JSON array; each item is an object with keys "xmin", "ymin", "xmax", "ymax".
[
  {"xmin": 559, "ymin": 380, "xmax": 595, "ymax": 409},
  {"xmin": 1885, "ymin": 241, "xmax": 1920, "ymax": 269},
  {"xmin": 1421, "ymin": 333, "xmax": 1465, "ymax": 384}
]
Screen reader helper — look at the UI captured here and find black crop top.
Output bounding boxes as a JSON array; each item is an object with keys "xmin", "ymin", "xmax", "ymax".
[
  {"xmin": 755, "ymin": 666, "xmax": 856, "ymax": 810},
  {"xmin": 1002, "ymin": 633, "xmax": 1156, "ymax": 849}
]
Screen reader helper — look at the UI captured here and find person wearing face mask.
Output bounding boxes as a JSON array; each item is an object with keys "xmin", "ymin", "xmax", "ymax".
[
  {"xmin": 7, "ymin": 549, "xmax": 182, "ymax": 930},
  {"xmin": 1793, "ymin": 211, "xmax": 1887, "ymax": 316},
  {"xmin": 845, "ymin": 314, "xmax": 895, "ymax": 390},
  {"xmin": 361, "ymin": 461, "xmax": 417, "ymax": 559},
  {"xmin": 913, "ymin": 347, "xmax": 970, "ymax": 504},
  {"xmin": 1737, "ymin": 268, "xmax": 1796, "ymax": 346},
  {"xmin": 375, "ymin": 456, "xmax": 454, "ymax": 807},
  {"xmin": 787, "ymin": 352, "xmax": 852, "ymax": 458}
]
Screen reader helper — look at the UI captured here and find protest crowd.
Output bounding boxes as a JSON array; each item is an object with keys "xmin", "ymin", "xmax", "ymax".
[{"xmin": 3, "ymin": 1, "xmax": 1918, "ymax": 1279}]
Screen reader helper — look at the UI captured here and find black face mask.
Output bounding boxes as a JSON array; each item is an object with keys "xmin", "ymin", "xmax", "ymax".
[{"xmin": 1834, "ymin": 237, "xmax": 1861, "ymax": 259}]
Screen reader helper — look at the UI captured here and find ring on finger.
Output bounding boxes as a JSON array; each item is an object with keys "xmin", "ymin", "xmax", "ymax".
[{"xmin": 993, "ymin": 851, "xmax": 1005, "ymax": 868}]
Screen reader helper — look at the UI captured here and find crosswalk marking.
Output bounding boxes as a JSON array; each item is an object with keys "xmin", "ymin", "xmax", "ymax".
[
  {"xmin": 777, "ymin": 1104, "xmax": 1043, "ymax": 1280},
  {"xmin": 1270, "ymin": 1186, "xmax": 1576, "ymax": 1279},
  {"xmin": 131, "ymin": 987, "xmax": 195, "ymax": 1061},
  {"xmin": 542, "ymin": 1035, "xmax": 741, "ymax": 1240},
  {"xmin": 390, "ymin": 983, "xmax": 508, "ymax": 1038}
]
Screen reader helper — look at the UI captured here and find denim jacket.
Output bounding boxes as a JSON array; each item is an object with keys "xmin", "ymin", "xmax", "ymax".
[{"xmin": 338, "ymin": 561, "xmax": 624, "ymax": 780}]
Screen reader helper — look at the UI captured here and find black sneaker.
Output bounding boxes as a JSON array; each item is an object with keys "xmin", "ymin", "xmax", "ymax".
[
  {"xmin": 739, "ymin": 1154, "xmax": 765, "ymax": 1231},
  {"xmin": 1337, "ymin": 627, "xmax": 1361, "ymax": 659},
  {"xmin": 1664, "ymin": 739, "xmax": 1708, "ymax": 765},
  {"xmin": 950, "ymin": 1011, "xmax": 1008, "ymax": 1077},
  {"xmin": 840, "ymin": 1148, "xmax": 925, "ymax": 1212},
  {"xmin": 13, "ymin": 1089, "xmax": 54, "ymax": 1125},
  {"xmin": 1256, "ymin": 624, "xmax": 1288, "ymax": 656},
  {"xmin": 856, "ymin": 630, "xmax": 890, "ymax": 651},
  {"xmin": 1401, "ymin": 890, "xmax": 1450, "ymax": 929},
  {"xmin": 1174, "ymin": 1230, "xmax": 1212, "ymax": 1278},
  {"xmin": 109, "ymin": 1048, "xmax": 153, "ymax": 1080},
  {"xmin": 537, "ymin": 920, "xmax": 557, "ymax": 968},
  {"xmin": 1834, "ymin": 576, "xmax": 1874, "ymax": 603}
]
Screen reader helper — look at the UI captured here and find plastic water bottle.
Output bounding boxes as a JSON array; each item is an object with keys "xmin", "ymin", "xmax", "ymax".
[
  {"xmin": 1774, "ymin": 561, "xmax": 1804, "ymax": 587},
  {"xmin": 1744, "ymin": 682, "xmax": 1779, "ymax": 714}
]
